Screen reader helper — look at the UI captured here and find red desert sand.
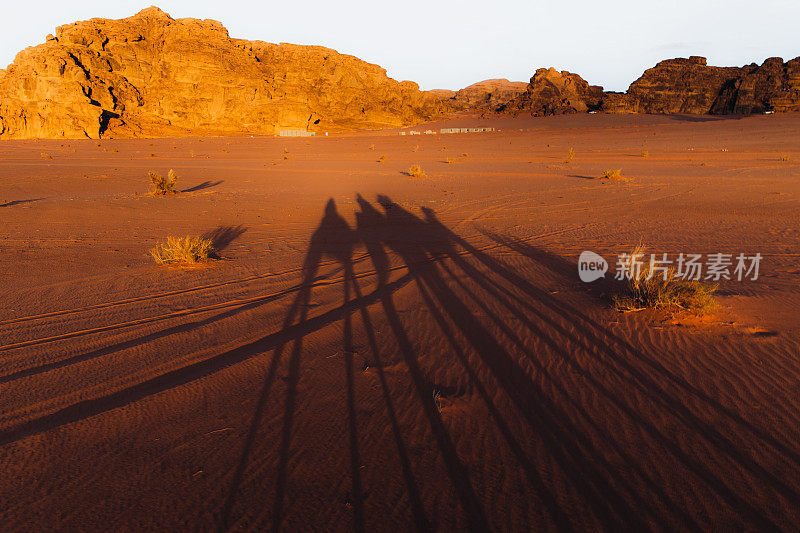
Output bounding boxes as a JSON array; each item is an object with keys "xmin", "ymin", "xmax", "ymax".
[{"xmin": 1, "ymin": 113, "xmax": 799, "ymax": 530}]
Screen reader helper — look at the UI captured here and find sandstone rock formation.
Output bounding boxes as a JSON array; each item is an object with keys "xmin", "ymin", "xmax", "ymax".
[
  {"xmin": 602, "ymin": 56, "xmax": 800, "ymax": 115},
  {"xmin": 0, "ymin": 7, "xmax": 448, "ymax": 139},
  {"xmin": 445, "ymin": 79, "xmax": 529, "ymax": 112},
  {"xmin": 498, "ymin": 68, "xmax": 604, "ymax": 116}
]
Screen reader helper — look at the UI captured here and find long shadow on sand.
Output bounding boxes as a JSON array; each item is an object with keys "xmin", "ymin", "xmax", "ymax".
[
  {"xmin": 2, "ymin": 197, "xmax": 798, "ymax": 531},
  {"xmin": 0, "ymin": 198, "xmax": 44, "ymax": 207},
  {"xmin": 183, "ymin": 180, "xmax": 224, "ymax": 192}
]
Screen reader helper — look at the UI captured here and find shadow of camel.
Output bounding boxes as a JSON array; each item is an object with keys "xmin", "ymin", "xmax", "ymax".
[{"xmin": 1, "ymin": 196, "xmax": 797, "ymax": 531}]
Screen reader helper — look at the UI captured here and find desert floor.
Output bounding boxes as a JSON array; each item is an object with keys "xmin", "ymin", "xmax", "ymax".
[{"xmin": 1, "ymin": 113, "xmax": 799, "ymax": 531}]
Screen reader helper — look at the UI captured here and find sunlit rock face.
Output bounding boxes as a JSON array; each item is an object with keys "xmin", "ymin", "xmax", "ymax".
[{"xmin": 0, "ymin": 7, "xmax": 449, "ymax": 139}]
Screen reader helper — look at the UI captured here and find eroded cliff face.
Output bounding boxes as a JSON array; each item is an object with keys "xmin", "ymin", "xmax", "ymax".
[
  {"xmin": 498, "ymin": 68, "xmax": 604, "ymax": 116},
  {"xmin": 0, "ymin": 7, "xmax": 448, "ymax": 139},
  {"xmin": 602, "ymin": 56, "xmax": 800, "ymax": 115}
]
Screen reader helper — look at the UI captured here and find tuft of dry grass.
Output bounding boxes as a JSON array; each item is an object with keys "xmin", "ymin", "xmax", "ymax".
[
  {"xmin": 567, "ymin": 147, "xmax": 575, "ymax": 162},
  {"xmin": 378, "ymin": 155, "xmax": 386, "ymax": 163},
  {"xmin": 411, "ymin": 144, "xmax": 420, "ymax": 152},
  {"xmin": 641, "ymin": 150, "xmax": 650, "ymax": 158},
  {"xmin": 461, "ymin": 153, "xmax": 468, "ymax": 157},
  {"xmin": 613, "ymin": 246, "xmax": 717, "ymax": 313},
  {"xmin": 149, "ymin": 169, "xmax": 178, "ymax": 195},
  {"xmin": 779, "ymin": 154, "xmax": 790, "ymax": 162},
  {"xmin": 150, "ymin": 236, "xmax": 214, "ymax": 265},
  {"xmin": 368, "ymin": 144, "xmax": 375, "ymax": 151},
  {"xmin": 407, "ymin": 164, "xmax": 427, "ymax": 178},
  {"xmin": 432, "ymin": 389, "xmax": 444, "ymax": 413},
  {"xmin": 41, "ymin": 153, "xmax": 52, "ymax": 160},
  {"xmin": 600, "ymin": 168, "xmax": 627, "ymax": 181},
  {"xmin": 444, "ymin": 157, "xmax": 456, "ymax": 164}
]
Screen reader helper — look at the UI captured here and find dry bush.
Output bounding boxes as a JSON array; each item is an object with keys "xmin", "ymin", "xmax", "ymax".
[
  {"xmin": 378, "ymin": 155, "xmax": 386, "ymax": 163},
  {"xmin": 407, "ymin": 164, "xmax": 427, "ymax": 178},
  {"xmin": 149, "ymin": 169, "xmax": 178, "ymax": 195},
  {"xmin": 368, "ymin": 144, "xmax": 375, "ymax": 151},
  {"xmin": 461, "ymin": 153, "xmax": 469, "ymax": 157},
  {"xmin": 411, "ymin": 144, "xmax": 420, "ymax": 152},
  {"xmin": 150, "ymin": 236, "xmax": 214, "ymax": 265},
  {"xmin": 613, "ymin": 246, "xmax": 717, "ymax": 313},
  {"xmin": 41, "ymin": 153, "xmax": 52, "ymax": 160},
  {"xmin": 567, "ymin": 147, "xmax": 575, "ymax": 162},
  {"xmin": 780, "ymin": 154, "xmax": 790, "ymax": 162},
  {"xmin": 641, "ymin": 150, "xmax": 650, "ymax": 158},
  {"xmin": 600, "ymin": 168, "xmax": 627, "ymax": 181},
  {"xmin": 444, "ymin": 157, "xmax": 456, "ymax": 164}
]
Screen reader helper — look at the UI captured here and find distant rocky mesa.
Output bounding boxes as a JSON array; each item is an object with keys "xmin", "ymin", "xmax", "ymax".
[
  {"xmin": 501, "ymin": 56, "xmax": 800, "ymax": 117},
  {"xmin": 0, "ymin": 7, "xmax": 448, "ymax": 139},
  {"xmin": 439, "ymin": 79, "xmax": 529, "ymax": 113}
]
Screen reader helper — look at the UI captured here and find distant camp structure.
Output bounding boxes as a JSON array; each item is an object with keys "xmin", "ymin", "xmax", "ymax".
[
  {"xmin": 440, "ymin": 127, "xmax": 495, "ymax": 134},
  {"xmin": 279, "ymin": 130, "xmax": 316, "ymax": 137},
  {"xmin": 399, "ymin": 126, "xmax": 496, "ymax": 136}
]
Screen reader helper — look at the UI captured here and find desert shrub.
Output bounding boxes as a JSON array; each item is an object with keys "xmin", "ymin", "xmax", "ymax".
[
  {"xmin": 444, "ymin": 157, "xmax": 455, "ymax": 164},
  {"xmin": 412, "ymin": 144, "xmax": 420, "ymax": 152},
  {"xmin": 641, "ymin": 150, "xmax": 650, "ymax": 158},
  {"xmin": 150, "ymin": 236, "xmax": 214, "ymax": 265},
  {"xmin": 600, "ymin": 168, "xmax": 626, "ymax": 181},
  {"xmin": 369, "ymin": 144, "xmax": 375, "ymax": 151},
  {"xmin": 567, "ymin": 147, "xmax": 575, "ymax": 162},
  {"xmin": 461, "ymin": 153, "xmax": 468, "ymax": 157},
  {"xmin": 613, "ymin": 246, "xmax": 717, "ymax": 313},
  {"xmin": 41, "ymin": 153, "xmax": 52, "ymax": 160},
  {"xmin": 780, "ymin": 154, "xmax": 790, "ymax": 162},
  {"xmin": 149, "ymin": 169, "xmax": 178, "ymax": 195},
  {"xmin": 378, "ymin": 155, "xmax": 386, "ymax": 162},
  {"xmin": 407, "ymin": 164, "xmax": 427, "ymax": 178}
]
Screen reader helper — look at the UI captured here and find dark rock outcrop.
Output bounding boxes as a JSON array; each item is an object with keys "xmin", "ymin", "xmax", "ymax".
[
  {"xmin": 603, "ymin": 56, "xmax": 800, "ymax": 115},
  {"xmin": 0, "ymin": 7, "xmax": 449, "ymax": 139},
  {"xmin": 498, "ymin": 68, "xmax": 604, "ymax": 116}
]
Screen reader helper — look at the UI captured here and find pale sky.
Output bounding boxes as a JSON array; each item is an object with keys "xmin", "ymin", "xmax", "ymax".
[{"xmin": 1, "ymin": 1, "xmax": 798, "ymax": 92}]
